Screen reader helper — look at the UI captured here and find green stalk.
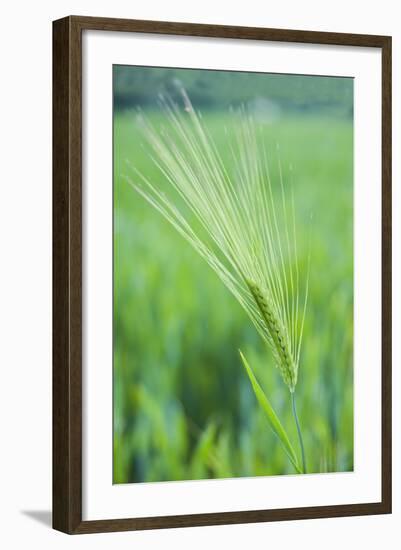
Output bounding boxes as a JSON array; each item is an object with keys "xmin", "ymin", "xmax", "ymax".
[
  {"xmin": 291, "ymin": 392, "xmax": 306, "ymax": 474},
  {"xmin": 239, "ymin": 351, "xmax": 301, "ymax": 474}
]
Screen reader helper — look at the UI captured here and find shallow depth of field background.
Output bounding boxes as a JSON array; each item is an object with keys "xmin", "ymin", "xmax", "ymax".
[{"xmin": 113, "ymin": 67, "xmax": 353, "ymax": 484}]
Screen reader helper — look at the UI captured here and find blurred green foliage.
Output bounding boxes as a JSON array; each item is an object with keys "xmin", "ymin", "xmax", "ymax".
[
  {"xmin": 114, "ymin": 65, "xmax": 353, "ymax": 117},
  {"xmin": 113, "ymin": 69, "xmax": 353, "ymax": 484}
]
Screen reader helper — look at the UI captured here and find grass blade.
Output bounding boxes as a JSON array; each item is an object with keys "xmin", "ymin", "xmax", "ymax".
[{"xmin": 239, "ymin": 350, "xmax": 301, "ymax": 474}]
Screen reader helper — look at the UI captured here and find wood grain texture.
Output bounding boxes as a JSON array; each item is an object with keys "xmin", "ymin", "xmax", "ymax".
[
  {"xmin": 52, "ymin": 16, "xmax": 82, "ymax": 534},
  {"xmin": 381, "ymin": 35, "xmax": 392, "ymax": 514},
  {"xmin": 68, "ymin": 15, "xmax": 390, "ymax": 47},
  {"xmin": 52, "ymin": 15, "xmax": 392, "ymax": 534}
]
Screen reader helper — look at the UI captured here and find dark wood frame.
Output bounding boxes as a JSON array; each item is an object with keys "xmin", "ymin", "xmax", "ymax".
[{"xmin": 53, "ymin": 15, "xmax": 392, "ymax": 534}]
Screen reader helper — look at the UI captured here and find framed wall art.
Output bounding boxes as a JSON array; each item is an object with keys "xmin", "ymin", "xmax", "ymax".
[{"xmin": 53, "ymin": 15, "xmax": 392, "ymax": 534}]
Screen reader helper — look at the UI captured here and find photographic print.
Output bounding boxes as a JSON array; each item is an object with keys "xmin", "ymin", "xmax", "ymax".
[
  {"xmin": 113, "ymin": 66, "xmax": 354, "ymax": 484},
  {"xmin": 53, "ymin": 16, "xmax": 391, "ymax": 533}
]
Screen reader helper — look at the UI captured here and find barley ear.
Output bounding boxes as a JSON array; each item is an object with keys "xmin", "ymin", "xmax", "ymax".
[{"xmin": 246, "ymin": 280, "xmax": 297, "ymax": 392}]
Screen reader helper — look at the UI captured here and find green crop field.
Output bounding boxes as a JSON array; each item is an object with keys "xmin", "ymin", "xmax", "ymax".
[{"xmin": 113, "ymin": 108, "xmax": 353, "ymax": 484}]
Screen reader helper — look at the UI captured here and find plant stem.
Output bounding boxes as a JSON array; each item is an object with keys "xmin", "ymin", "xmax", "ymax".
[{"xmin": 291, "ymin": 392, "xmax": 306, "ymax": 474}]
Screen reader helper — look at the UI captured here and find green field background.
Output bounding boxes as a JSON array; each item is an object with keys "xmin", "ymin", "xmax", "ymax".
[{"xmin": 113, "ymin": 69, "xmax": 354, "ymax": 484}]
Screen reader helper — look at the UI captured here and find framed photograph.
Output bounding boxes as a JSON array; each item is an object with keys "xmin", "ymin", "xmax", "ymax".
[{"xmin": 53, "ymin": 16, "xmax": 392, "ymax": 534}]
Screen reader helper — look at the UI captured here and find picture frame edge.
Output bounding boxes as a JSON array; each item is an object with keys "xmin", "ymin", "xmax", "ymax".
[{"xmin": 52, "ymin": 15, "xmax": 83, "ymax": 535}]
